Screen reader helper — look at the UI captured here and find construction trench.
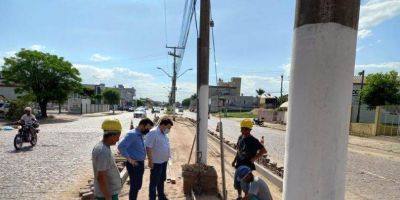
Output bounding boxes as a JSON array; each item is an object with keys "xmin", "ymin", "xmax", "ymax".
[{"xmin": 76, "ymin": 116, "xmax": 283, "ymax": 200}]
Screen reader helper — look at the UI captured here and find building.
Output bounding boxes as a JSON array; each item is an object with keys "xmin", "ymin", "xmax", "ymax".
[
  {"xmin": 351, "ymin": 76, "xmax": 375, "ymax": 123},
  {"xmin": 116, "ymin": 84, "xmax": 136, "ymax": 109},
  {"xmin": 82, "ymin": 83, "xmax": 136, "ymax": 108},
  {"xmin": 209, "ymin": 77, "xmax": 257, "ymax": 112},
  {"xmin": 0, "ymin": 72, "xmax": 20, "ymax": 101}
]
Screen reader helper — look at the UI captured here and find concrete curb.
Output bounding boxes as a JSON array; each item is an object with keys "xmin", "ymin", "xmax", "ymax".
[{"xmin": 207, "ymin": 133, "xmax": 284, "ymax": 191}]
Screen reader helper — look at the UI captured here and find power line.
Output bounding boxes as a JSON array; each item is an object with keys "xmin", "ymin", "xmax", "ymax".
[{"xmin": 193, "ymin": 0, "xmax": 199, "ymax": 38}]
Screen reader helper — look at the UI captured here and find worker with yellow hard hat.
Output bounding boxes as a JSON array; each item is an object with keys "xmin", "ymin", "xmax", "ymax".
[
  {"xmin": 92, "ymin": 118, "xmax": 123, "ymax": 200},
  {"xmin": 232, "ymin": 118, "xmax": 267, "ymax": 200}
]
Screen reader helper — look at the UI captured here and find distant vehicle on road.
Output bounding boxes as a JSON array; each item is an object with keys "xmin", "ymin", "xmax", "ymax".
[
  {"xmin": 0, "ymin": 101, "xmax": 10, "ymax": 117},
  {"xmin": 178, "ymin": 107, "xmax": 184, "ymax": 112},
  {"xmin": 133, "ymin": 108, "xmax": 147, "ymax": 118},
  {"xmin": 152, "ymin": 107, "xmax": 161, "ymax": 113},
  {"xmin": 128, "ymin": 107, "xmax": 135, "ymax": 112}
]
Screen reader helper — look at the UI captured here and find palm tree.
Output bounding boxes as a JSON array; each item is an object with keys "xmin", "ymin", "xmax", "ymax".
[{"xmin": 256, "ymin": 88, "xmax": 265, "ymax": 96}]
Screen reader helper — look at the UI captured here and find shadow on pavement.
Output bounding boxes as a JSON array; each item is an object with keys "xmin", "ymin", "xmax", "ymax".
[{"xmin": 7, "ymin": 146, "xmax": 34, "ymax": 153}]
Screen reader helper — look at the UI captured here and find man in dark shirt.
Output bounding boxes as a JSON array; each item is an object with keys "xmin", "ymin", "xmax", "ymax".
[{"xmin": 232, "ymin": 119, "xmax": 267, "ymax": 200}]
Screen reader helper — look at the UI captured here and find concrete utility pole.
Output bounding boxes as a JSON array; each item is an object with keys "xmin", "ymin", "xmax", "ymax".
[
  {"xmin": 196, "ymin": 0, "xmax": 210, "ymax": 164},
  {"xmin": 283, "ymin": 1, "xmax": 360, "ymax": 200},
  {"xmin": 166, "ymin": 46, "xmax": 183, "ymax": 121},
  {"xmin": 356, "ymin": 70, "xmax": 365, "ymax": 123}
]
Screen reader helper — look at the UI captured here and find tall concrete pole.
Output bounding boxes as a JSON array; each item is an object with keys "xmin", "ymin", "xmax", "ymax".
[
  {"xmin": 283, "ymin": 1, "xmax": 360, "ymax": 200},
  {"xmin": 167, "ymin": 46, "xmax": 182, "ymax": 121},
  {"xmin": 196, "ymin": 0, "xmax": 210, "ymax": 164}
]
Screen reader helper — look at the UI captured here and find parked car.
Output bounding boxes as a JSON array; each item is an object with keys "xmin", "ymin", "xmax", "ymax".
[
  {"xmin": 0, "ymin": 101, "xmax": 10, "ymax": 117},
  {"xmin": 133, "ymin": 108, "xmax": 147, "ymax": 118},
  {"xmin": 128, "ymin": 107, "xmax": 135, "ymax": 112},
  {"xmin": 152, "ymin": 107, "xmax": 161, "ymax": 113}
]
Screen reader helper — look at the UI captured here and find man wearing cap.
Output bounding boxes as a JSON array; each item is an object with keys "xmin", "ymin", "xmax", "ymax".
[
  {"xmin": 92, "ymin": 118, "xmax": 123, "ymax": 200},
  {"xmin": 232, "ymin": 119, "xmax": 267, "ymax": 200},
  {"xmin": 236, "ymin": 166, "xmax": 273, "ymax": 200},
  {"xmin": 118, "ymin": 118, "xmax": 154, "ymax": 200},
  {"xmin": 20, "ymin": 107, "xmax": 36, "ymax": 125},
  {"xmin": 19, "ymin": 107, "xmax": 37, "ymax": 135}
]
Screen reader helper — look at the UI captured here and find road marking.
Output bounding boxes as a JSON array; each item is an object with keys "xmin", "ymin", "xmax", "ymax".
[{"xmin": 359, "ymin": 170, "xmax": 387, "ymax": 180}]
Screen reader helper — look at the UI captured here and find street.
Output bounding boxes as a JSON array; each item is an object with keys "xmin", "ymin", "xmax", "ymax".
[
  {"xmin": 0, "ymin": 111, "xmax": 398, "ymax": 199},
  {"xmin": 183, "ymin": 111, "xmax": 400, "ymax": 200},
  {"xmin": 0, "ymin": 112, "xmax": 139, "ymax": 200}
]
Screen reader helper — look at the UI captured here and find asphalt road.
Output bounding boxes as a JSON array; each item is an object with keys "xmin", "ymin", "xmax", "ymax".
[{"xmin": 183, "ymin": 111, "xmax": 400, "ymax": 200}]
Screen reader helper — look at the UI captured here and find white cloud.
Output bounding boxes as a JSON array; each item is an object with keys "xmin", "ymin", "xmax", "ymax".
[
  {"xmin": 356, "ymin": 45, "xmax": 366, "ymax": 52},
  {"xmin": 90, "ymin": 53, "xmax": 111, "ymax": 62},
  {"xmin": 30, "ymin": 44, "xmax": 46, "ymax": 51},
  {"xmin": 239, "ymin": 75, "xmax": 288, "ymax": 96},
  {"xmin": 0, "ymin": 51, "xmax": 17, "ymax": 67},
  {"xmin": 282, "ymin": 63, "xmax": 291, "ymax": 76},
  {"xmin": 358, "ymin": 0, "xmax": 400, "ymax": 38},
  {"xmin": 73, "ymin": 64, "xmax": 183, "ymax": 101},
  {"xmin": 358, "ymin": 29, "xmax": 372, "ymax": 38},
  {"xmin": 355, "ymin": 62, "xmax": 400, "ymax": 69}
]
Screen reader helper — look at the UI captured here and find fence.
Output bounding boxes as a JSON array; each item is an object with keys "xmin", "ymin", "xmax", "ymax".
[
  {"xmin": 378, "ymin": 105, "xmax": 400, "ymax": 136},
  {"xmin": 350, "ymin": 105, "xmax": 399, "ymax": 137}
]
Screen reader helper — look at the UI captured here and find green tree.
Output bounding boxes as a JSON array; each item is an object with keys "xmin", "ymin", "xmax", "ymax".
[
  {"xmin": 136, "ymin": 99, "xmax": 145, "ymax": 107},
  {"xmin": 102, "ymin": 89, "xmax": 120, "ymax": 114},
  {"xmin": 277, "ymin": 94, "xmax": 289, "ymax": 106},
  {"xmin": 1, "ymin": 49, "xmax": 81, "ymax": 118},
  {"xmin": 256, "ymin": 88, "xmax": 265, "ymax": 96},
  {"xmin": 182, "ymin": 98, "xmax": 191, "ymax": 107},
  {"xmin": 80, "ymin": 86, "xmax": 95, "ymax": 98},
  {"xmin": 360, "ymin": 70, "xmax": 400, "ymax": 107},
  {"xmin": 94, "ymin": 94, "xmax": 103, "ymax": 104}
]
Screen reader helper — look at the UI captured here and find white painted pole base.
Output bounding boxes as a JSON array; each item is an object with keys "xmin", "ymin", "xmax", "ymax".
[
  {"xmin": 283, "ymin": 22, "xmax": 357, "ymax": 200},
  {"xmin": 198, "ymin": 85, "xmax": 209, "ymax": 164}
]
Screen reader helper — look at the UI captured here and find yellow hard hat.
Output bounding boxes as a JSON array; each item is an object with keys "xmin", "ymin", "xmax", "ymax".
[
  {"xmin": 101, "ymin": 118, "xmax": 122, "ymax": 132},
  {"xmin": 240, "ymin": 119, "xmax": 253, "ymax": 129}
]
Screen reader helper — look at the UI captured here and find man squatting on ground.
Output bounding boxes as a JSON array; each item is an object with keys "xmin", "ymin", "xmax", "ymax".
[
  {"xmin": 236, "ymin": 165, "xmax": 273, "ymax": 200},
  {"xmin": 232, "ymin": 119, "xmax": 267, "ymax": 200},
  {"xmin": 117, "ymin": 118, "xmax": 154, "ymax": 200},
  {"xmin": 92, "ymin": 118, "xmax": 123, "ymax": 200},
  {"xmin": 145, "ymin": 117, "xmax": 174, "ymax": 200}
]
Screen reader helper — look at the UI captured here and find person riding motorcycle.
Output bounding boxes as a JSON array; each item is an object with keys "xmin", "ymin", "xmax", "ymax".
[{"xmin": 19, "ymin": 107, "xmax": 38, "ymax": 136}]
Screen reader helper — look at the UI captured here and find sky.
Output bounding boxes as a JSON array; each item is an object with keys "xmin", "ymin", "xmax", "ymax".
[{"xmin": 0, "ymin": 0, "xmax": 399, "ymax": 102}]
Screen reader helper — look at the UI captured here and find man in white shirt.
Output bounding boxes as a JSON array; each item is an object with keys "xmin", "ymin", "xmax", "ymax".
[
  {"xmin": 145, "ymin": 117, "xmax": 173, "ymax": 200},
  {"xmin": 20, "ymin": 107, "xmax": 36, "ymax": 125}
]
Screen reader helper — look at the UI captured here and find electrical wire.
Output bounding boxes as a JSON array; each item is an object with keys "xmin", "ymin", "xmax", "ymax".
[
  {"xmin": 193, "ymin": 0, "xmax": 199, "ymax": 38},
  {"xmin": 174, "ymin": 0, "xmax": 196, "ymax": 73}
]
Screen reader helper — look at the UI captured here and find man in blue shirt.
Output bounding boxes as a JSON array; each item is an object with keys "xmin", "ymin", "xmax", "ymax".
[{"xmin": 118, "ymin": 118, "xmax": 154, "ymax": 200}]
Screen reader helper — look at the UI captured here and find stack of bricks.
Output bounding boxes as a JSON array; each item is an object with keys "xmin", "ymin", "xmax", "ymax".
[
  {"xmin": 79, "ymin": 178, "xmax": 95, "ymax": 200},
  {"xmin": 182, "ymin": 163, "xmax": 218, "ymax": 195}
]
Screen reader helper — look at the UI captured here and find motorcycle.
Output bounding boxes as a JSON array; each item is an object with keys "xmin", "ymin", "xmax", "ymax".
[
  {"xmin": 14, "ymin": 120, "xmax": 39, "ymax": 150},
  {"xmin": 253, "ymin": 118, "xmax": 264, "ymax": 126}
]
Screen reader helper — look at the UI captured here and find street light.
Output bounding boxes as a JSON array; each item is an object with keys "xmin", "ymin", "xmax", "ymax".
[
  {"xmin": 157, "ymin": 67, "xmax": 172, "ymax": 78},
  {"xmin": 178, "ymin": 68, "xmax": 193, "ymax": 78},
  {"xmin": 156, "ymin": 66, "xmax": 192, "ymax": 121}
]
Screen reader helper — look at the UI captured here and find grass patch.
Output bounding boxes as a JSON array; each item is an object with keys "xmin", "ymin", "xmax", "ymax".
[{"xmin": 214, "ymin": 111, "xmax": 257, "ymax": 118}]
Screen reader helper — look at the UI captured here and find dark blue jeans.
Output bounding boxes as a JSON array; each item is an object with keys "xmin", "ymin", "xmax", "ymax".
[
  {"xmin": 126, "ymin": 161, "xmax": 144, "ymax": 200},
  {"xmin": 149, "ymin": 162, "xmax": 168, "ymax": 200}
]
